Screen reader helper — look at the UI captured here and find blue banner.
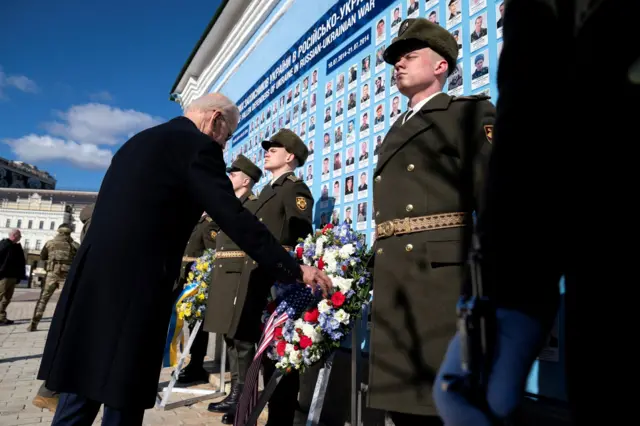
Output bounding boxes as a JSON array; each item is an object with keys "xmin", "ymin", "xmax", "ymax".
[
  {"xmin": 236, "ymin": 0, "xmax": 395, "ymax": 129},
  {"xmin": 326, "ymin": 28, "xmax": 372, "ymax": 75}
]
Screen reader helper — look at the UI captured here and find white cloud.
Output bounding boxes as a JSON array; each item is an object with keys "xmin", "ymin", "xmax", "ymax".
[
  {"xmin": 0, "ymin": 67, "xmax": 39, "ymax": 98},
  {"xmin": 2, "ymin": 103, "xmax": 164, "ymax": 170},
  {"xmin": 89, "ymin": 90, "xmax": 113, "ymax": 102},
  {"xmin": 43, "ymin": 103, "xmax": 162, "ymax": 145},
  {"xmin": 3, "ymin": 134, "xmax": 113, "ymax": 169}
]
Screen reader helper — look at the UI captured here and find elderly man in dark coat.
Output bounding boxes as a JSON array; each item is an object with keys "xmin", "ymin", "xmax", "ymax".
[{"xmin": 37, "ymin": 93, "xmax": 331, "ymax": 426}]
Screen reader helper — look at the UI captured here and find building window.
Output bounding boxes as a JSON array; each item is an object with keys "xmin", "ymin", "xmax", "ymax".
[
  {"xmin": 4, "ymin": 219, "xmax": 9, "ymax": 228},
  {"xmin": 50, "ymin": 221, "xmax": 55, "ymax": 230},
  {"xmin": 28, "ymin": 220, "xmax": 33, "ymax": 229},
  {"xmin": 17, "ymin": 219, "xmax": 22, "ymax": 228},
  {"xmin": 24, "ymin": 240, "xmax": 30, "ymax": 250},
  {"xmin": 35, "ymin": 240, "xmax": 42, "ymax": 250},
  {"xmin": 39, "ymin": 221, "xmax": 44, "ymax": 229}
]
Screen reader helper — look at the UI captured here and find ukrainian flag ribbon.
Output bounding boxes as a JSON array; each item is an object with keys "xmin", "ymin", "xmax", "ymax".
[{"xmin": 163, "ymin": 282, "xmax": 199, "ymax": 367}]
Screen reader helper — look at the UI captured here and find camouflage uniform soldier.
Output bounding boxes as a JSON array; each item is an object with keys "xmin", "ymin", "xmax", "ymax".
[{"xmin": 27, "ymin": 224, "xmax": 79, "ymax": 332}]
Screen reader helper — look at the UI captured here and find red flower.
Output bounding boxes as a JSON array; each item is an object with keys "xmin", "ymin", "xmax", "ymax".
[
  {"xmin": 274, "ymin": 327, "xmax": 283, "ymax": 339},
  {"xmin": 295, "ymin": 246, "xmax": 304, "ymax": 259},
  {"xmin": 317, "ymin": 257, "xmax": 325, "ymax": 270},
  {"xmin": 276, "ymin": 340, "xmax": 287, "ymax": 356},
  {"xmin": 303, "ymin": 307, "xmax": 319, "ymax": 323},
  {"xmin": 299, "ymin": 335, "xmax": 313, "ymax": 349},
  {"xmin": 341, "ymin": 265, "xmax": 347, "ymax": 272},
  {"xmin": 331, "ymin": 291, "xmax": 346, "ymax": 308},
  {"xmin": 322, "ymin": 223, "xmax": 334, "ymax": 234},
  {"xmin": 266, "ymin": 301, "xmax": 277, "ymax": 314}
]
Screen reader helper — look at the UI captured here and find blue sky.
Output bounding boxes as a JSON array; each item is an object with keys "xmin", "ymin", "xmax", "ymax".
[{"xmin": 0, "ymin": 0, "xmax": 221, "ymax": 191}]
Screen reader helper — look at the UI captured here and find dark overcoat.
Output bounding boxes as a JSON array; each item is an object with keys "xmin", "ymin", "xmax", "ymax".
[
  {"xmin": 203, "ymin": 191, "xmax": 257, "ymax": 335},
  {"xmin": 205, "ymin": 172, "xmax": 313, "ymax": 343},
  {"xmin": 37, "ymin": 117, "xmax": 303, "ymax": 410},
  {"xmin": 367, "ymin": 93, "xmax": 495, "ymax": 416}
]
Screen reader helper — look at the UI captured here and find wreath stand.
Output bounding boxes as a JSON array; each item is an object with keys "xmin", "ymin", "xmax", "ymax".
[
  {"xmin": 156, "ymin": 320, "xmax": 228, "ymax": 410},
  {"xmin": 244, "ymin": 304, "xmax": 369, "ymax": 426}
]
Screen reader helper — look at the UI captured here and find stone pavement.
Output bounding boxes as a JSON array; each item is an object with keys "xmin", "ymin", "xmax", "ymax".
[{"xmin": 0, "ymin": 289, "xmax": 265, "ymax": 426}]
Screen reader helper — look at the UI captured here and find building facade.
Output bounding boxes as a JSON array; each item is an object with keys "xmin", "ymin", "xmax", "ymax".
[
  {"xmin": 0, "ymin": 157, "xmax": 57, "ymax": 189},
  {"xmin": 169, "ymin": 0, "xmax": 567, "ymax": 415},
  {"xmin": 0, "ymin": 189, "xmax": 97, "ymax": 253}
]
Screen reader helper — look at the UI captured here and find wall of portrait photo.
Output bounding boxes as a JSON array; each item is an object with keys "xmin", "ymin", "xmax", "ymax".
[{"xmin": 217, "ymin": 0, "xmax": 564, "ymax": 404}]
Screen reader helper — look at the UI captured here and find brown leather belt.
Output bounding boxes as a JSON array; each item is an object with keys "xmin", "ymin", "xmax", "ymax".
[
  {"xmin": 215, "ymin": 246, "xmax": 293, "ymax": 260},
  {"xmin": 376, "ymin": 212, "xmax": 468, "ymax": 239}
]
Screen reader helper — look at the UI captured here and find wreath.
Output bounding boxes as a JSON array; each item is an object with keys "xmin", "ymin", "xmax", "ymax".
[
  {"xmin": 176, "ymin": 248, "xmax": 215, "ymax": 326},
  {"xmin": 262, "ymin": 223, "xmax": 373, "ymax": 373}
]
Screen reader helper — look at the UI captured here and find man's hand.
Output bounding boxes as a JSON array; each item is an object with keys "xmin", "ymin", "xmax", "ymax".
[{"xmin": 299, "ymin": 265, "xmax": 333, "ymax": 297}]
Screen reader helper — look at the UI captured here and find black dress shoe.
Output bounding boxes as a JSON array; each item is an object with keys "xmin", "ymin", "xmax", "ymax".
[
  {"xmin": 176, "ymin": 367, "xmax": 208, "ymax": 384},
  {"xmin": 208, "ymin": 383, "xmax": 242, "ymax": 412},
  {"xmin": 221, "ymin": 408, "xmax": 236, "ymax": 425}
]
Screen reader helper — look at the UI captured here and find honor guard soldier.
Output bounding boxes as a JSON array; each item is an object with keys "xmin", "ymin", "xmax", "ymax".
[
  {"xmin": 214, "ymin": 129, "xmax": 312, "ymax": 425},
  {"xmin": 28, "ymin": 224, "xmax": 79, "ymax": 332},
  {"xmin": 175, "ymin": 210, "xmax": 220, "ymax": 384},
  {"xmin": 367, "ymin": 18, "xmax": 495, "ymax": 425},
  {"xmin": 203, "ymin": 154, "xmax": 262, "ymax": 423}
]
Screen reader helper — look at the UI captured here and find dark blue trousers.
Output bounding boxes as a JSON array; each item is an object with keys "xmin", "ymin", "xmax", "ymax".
[
  {"xmin": 51, "ymin": 393, "xmax": 145, "ymax": 426},
  {"xmin": 433, "ymin": 309, "xmax": 546, "ymax": 426}
]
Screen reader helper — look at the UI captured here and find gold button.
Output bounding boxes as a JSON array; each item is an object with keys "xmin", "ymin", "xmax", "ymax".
[
  {"xmin": 405, "ymin": 244, "xmax": 413, "ymax": 252},
  {"xmin": 407, "ymin": 164, "xmax": 415, "ymax": 171},
  {"xmin": 375, "ymin": 211, "xmax": 380, "ymax": 217},
  {"xmin": 259, "ymin": 218, "xmax": 263, "ymax": 222},
  {"xmin": 253, "ymin": 261, "xmax": 256, "ymax": 265},
  {"xmin": 406, "ymin": 204, "xmax": 413, "ymax": 212},
  {"xmin": 376, "ymin": 248, "xmax": 383, "ymax": 255},
  {"xmin": 220, "ymin": 247, "xmax": 224, "ymax": 250},
  {"xmin": 374, "ymin": 175, "xmax": 381, "ymax": 183}
]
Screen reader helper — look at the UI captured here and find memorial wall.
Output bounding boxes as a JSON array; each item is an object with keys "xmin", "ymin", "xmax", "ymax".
[{"xmin": 216, "ymin": 0, "xmax": 565, "ymax": 403}]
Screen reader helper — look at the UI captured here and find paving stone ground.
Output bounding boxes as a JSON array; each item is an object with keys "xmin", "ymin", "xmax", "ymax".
[{"xmin": 0, "ymin": 288, "xmax": 266, "ymax": 426}]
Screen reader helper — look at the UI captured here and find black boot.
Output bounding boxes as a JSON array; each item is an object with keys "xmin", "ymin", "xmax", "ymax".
[
  {"xmin": 208, "ymin": 382, "xmax": 242, "ymax": 413},
  {"xmin": 176, "ymin": 365, "xmax": 208, "ymax": 384},
  {"xmin": 221, "ymin": 406, "xmax": 236, "ymax": 425}
]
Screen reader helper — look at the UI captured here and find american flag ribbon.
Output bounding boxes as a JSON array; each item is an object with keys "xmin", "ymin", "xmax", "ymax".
[{"xmin": 234, "ymin": 284, "xmax": 316, "ymax": 426}]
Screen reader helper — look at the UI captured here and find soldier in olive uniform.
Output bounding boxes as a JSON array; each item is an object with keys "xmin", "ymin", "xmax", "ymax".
[
  {"xmin": 203, "ymin": 155, "xmax": 262, "ymax": 423},
  {"xmin": 176, "ymin": 210, "xmax": 220, "ymax": 383},
  {"xmin": 27, "ymin": 224, "xmax": 79, "ymax": 332},
  {"xmin": 213, "ymin": 129, "xmax": 312, "ymax": 425},
  {"xmin": 367, "ymin": 18, "xmax": 495, "ymax": 425}
]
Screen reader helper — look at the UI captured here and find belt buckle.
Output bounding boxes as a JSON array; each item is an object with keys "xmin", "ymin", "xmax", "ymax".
[{"xmin": 378, "ymin": 221, "xmax": 395, "ymax": 238}]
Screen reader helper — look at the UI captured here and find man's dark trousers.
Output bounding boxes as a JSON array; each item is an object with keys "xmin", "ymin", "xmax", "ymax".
[{"xmin": 51, "ymin": 393, "xmax": 144, "ymax": 426}]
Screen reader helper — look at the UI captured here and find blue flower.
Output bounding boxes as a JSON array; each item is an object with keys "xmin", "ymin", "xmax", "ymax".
[{"xmin": 330, "ymin": 330, "xmax": 344, "ymax": 340}]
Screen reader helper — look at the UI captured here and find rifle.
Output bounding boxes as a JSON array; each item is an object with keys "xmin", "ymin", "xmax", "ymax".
[{"xmin": 440, "ymin": 222, "xmax": 495, "ymax": 408}]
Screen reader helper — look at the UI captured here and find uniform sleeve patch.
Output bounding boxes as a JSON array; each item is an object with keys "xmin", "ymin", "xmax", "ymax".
[
  {"xmin": 210, "ymin": 231, "xmax": 218, "ymax": 239},
  {"xmin": 484, "ymin": 125, "xmax": 493, "ymax": 144},
  {"xmin": 296, "ymin": 197, "xmax": 308, "ymax": 211}
]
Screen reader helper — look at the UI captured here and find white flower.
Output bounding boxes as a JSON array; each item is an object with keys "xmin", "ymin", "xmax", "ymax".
[
  {"xmin": 323, "ymin": 249, "xmax": 339, "ymax": 273},
  {"xmin": 285, "ymin": 343, "xmax": 295, "ymax": 354},
  {"xmin": 318, "ymin": 299, "xmax": 332, "ymax": 314},
  {"xmin": 302, "ymin": 323, "xmax": 323, "ymax": 343},
  {"xmin": 329, "ymin": 275, "xmax": 353, "ymax": 293},
  {"xmin": 339, "ymin": 244, "xmax": 355, "ymax": 258},
  {"xmin": 294, "ymin": 318, "xmax": 305, "ymax": 329},
  {"xmin": 289, "ymin": 349, "xmax": 302, "ymax": 365},
  {"xmin": 334, "ymin": 309, "xmax": 350, "ymax": 324},
  {"xmin": 315, "ymin": 236, "xmax": 327, "ymax": 257}
]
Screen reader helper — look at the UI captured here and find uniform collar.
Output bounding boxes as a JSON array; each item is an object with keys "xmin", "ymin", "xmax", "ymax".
[{"xmin": 271, "ymin": 171, "xmax": 294, "ymax": 187}]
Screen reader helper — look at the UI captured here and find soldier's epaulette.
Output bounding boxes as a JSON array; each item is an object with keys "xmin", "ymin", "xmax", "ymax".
[
  {"xmin": 205, "ymin": 216, "xmax": 213, "ymax": 222},
  {"xmin": 452, "ymin": 94, "xmax": 491, "ymax": 102},
  {"xmin": 286, "ymin": 175, "xmax": 300, "ymax": 183},
  {"xmin": 248, "ymin": 194, "xmax": 257, "ymax": 200}
]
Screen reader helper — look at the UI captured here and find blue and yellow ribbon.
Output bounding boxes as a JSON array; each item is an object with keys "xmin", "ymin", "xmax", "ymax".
[{"xmin": 163, "ymin": 282, "xmax": 199, "ymax": 367}]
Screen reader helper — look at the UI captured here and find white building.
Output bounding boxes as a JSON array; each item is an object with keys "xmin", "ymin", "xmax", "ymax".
[{"xmin": 0, "ymin": 189, "xmax": 97, "ymax": 253}]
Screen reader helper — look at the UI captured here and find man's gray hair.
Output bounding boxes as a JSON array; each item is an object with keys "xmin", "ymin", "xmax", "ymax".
[
  {"xmin": 9, "ymin": 229, "xmax": 20, "ymax": 239},
  {"xmin": 185, "ymin": 93, "xmax": 240, "ymax": 131}
]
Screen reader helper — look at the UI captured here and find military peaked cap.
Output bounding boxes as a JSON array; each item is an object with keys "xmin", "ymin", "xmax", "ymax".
[
  {"xmin": 226, "ymin": 154, "xmax": 263, "ymax": 182},
  {"xmin": 262, "ymin": 128, "xmax": 309, "ymax": 166},
  {"xmin": 383, "ymin": 18, "xmax": 458, "ymax": 75}
]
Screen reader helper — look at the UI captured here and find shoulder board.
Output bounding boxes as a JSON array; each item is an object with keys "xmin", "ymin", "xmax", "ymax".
[
  {"xmin": 452, "ymin": 95, "xmax": 490, "ymax": 102},
  {"xmin": 205, "ymin": 216, "xmax": 212, "ymax": 222},
  {"xmin": 286, "ymin": 175, "xmax": 300, "ymax": 183},
  {"xmin": 248, "ymin": 194, "xmax": 258, "ymax": 200}
]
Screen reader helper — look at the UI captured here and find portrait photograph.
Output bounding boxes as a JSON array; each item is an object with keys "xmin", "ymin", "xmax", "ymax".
[
  {"xmin": 347, "ymin": 91, "xmax": 357, "ymax": 117},
  {"xmin": 446, "ymin": 0, "xmax": 462, "ymax": 29},
  {"xmin": 373, "ymin": 103, "xmax": 385, "ymax": 133},
  {"xmin": 447, "ymin": 62, "xmax": 464, "ymax": 96},
  {"xmin": 359, "ymin": 111, "xmax": 370, "ymax": 138},
  {"xmin": 375, "ymin": 18, "xmax": 386, "ymax": 45},
  {"xmin": 469, "ymin": 0, "xmax": 488, "ymax": 17},
  {"xmin": 469, "ymin": 11, "xmax": 489, "ymax": 52},
  {"xmin": 361, "ymin": 55, "xmax": 372, "ymax": 81},
  {"xmin": 471, "ymin": 49, "xmax": 490, "ymax": 90},
  {"xmin": 348, "ymin": 64, "xmax": 358, "ymax": 90},
  {"xmin": 407, "ymin": 0, "xmax": 419, "ymax": 18},
  {"xmin": 390, "ymin": 5, "xmax": 402, "ymax": 33}
]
